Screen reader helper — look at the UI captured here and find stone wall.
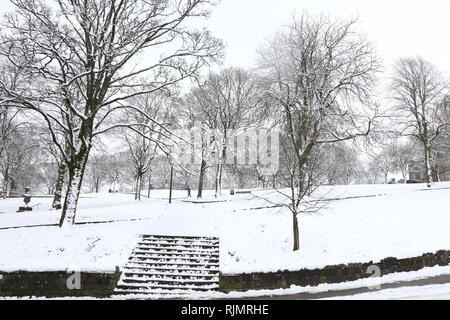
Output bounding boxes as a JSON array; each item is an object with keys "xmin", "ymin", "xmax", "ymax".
[
  {"xmin": 0, "ymin": 268, "xmax": 121, "ymax": 298},
  {"xmin": 2, "ymin": 250, "xmax": 450, "ymax": 296},
  {"xmin": 220, "ymin": 250, "xmax": 450, "ymax": 291}
]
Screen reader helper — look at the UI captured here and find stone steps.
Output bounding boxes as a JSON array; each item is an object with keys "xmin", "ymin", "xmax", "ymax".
[
  {"xmin": 132, "ymin": 250, "xmax": 219, "ymax": 259},
  {"xmin": 135, "ymin": 245, "xmax": 218, "ymax": 254},
  {"xmin": 113, "ymin": 235, "xmax": 220, "ymax": 298},
  {"xmin": 123, "ymin": 265, "xmax": 219, "ymax": 274}
]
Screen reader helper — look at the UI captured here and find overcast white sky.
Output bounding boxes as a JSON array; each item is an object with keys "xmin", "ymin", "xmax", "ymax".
[
  {"xmin": 1, "ymin": 0, "xmax": 449, "ymax": 76},
  {"xmin": 206, "ymin": 0, "xmax": 450, "ymax": 76}
]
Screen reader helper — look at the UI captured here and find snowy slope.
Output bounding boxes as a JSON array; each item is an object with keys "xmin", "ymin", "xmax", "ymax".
[{"xmin": 0, "ymin": 183, "xmax": 450, "ymax": 274}]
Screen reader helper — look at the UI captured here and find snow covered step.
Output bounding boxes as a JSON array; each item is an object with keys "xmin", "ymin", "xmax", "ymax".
[
  {"xmin": 132, "ymin": 249, "xmax": 219, "ymax": 258},
  {"xmin": 124, "ymin": 271, "xmax": 219, "ymax": 281},
  {"xmin": 141, "ymin": 235, "xmax": 218, "ymax": 242},
  {"xmin": 139, "ymin": 238, "xmax": 220, "ymax": 246},
  {"xmin": 141, "ymin": 235, "xmax": 218, "ymax": 241},
  {"xmin": 136, "ymin": 244, "xmax": 218, "ymax": 254},
  {"xmin": 116, "ymin": 282, "xmax": 219, "ymax": 291},
  {"xmin": 123, "ymin": 265, "xmax": 219, "ymax": 274},
  {"xmin": 114, "ymin": 234, "xmax": 220, "ymax": 298},
  {"xmin": 130, "ymin": 255, "xmax": 219, "ymax": 264},
  {"xmin": 139, "ymin": 236, "xmax": 218, "ymax": 244},
  {"xmin": 120, "ymin": 276, "xmax": 219, "ymax": 285},
  {"xmin": 137, "ymin": 242, "xmax": 218, "ymax": 251},
  {"xmin": 127, "ymin": 259, "xmax": 219, "ymax": 269}
]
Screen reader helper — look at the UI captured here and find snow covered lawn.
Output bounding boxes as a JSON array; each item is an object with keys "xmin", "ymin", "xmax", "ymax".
[{"xmin": 0, "ymin": 183, "xmax": 450, "ymax": 274}]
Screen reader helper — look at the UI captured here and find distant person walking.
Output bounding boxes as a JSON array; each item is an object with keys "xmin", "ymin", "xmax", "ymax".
[{"xmin": 186, "ymin": 185, "xmax": 192, "ymax": 198}]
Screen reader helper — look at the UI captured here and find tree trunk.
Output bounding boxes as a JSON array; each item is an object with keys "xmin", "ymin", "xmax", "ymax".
[
  {"xmin": 214, "ymin": 144, "xmax": 226, "ymax": 198},
  {"xmin": 424, "ymin": 145, "xmax": 433, "ymax": 188},
  {"xmin": 147, "ymin": 173, "xmax": 152, "ymax": 199},
  {"xmin": 2, "ymin": 167, "xmax": 9, "ymax": 197},
  {"xmin": 218, "ymin": 146, "xmax": 226, "ymax": 195},
  {"xmin": 6, "ymin": 176, "xmax": 14, "ymax": 198},
  {"xmin": 218, "ymin": 162, "xmax": 223, "ymax": 195},
  {"xmin": 135, "ymin": 174, "xmax": 142, "ymax": 201},
  {"xmin": 95, "ymin": 177, "xmax": 100, "ymax": 193},
  {"xmin": 59, "ymin": 149, "xmax": 90, "ymax": 227},
  {"xmin": 214, "ymin": 164, "xmax": 220, "ymax": 198},
  {"xmin": 197, "ymin": 159, "xmax": 206, "ymax": 198},
  {"xmin": 52, "ymin": 162, "xmax": 67, "ymax": 209},
  {"xmin": 293, "ymin": 212, "xmax": 300, "ymax": 251},
  {"xmin": 169, "ymin": 166, "xmax": 173, "ymax": 204}
]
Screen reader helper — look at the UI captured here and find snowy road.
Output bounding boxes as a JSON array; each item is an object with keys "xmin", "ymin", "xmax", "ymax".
[
  {"xmin": 237, "ymin": 274, "xmax": 450, "ymax": 300},
  {"xmin": 325, "ymin": 283, "xmax": 450, "ymax": 300}
]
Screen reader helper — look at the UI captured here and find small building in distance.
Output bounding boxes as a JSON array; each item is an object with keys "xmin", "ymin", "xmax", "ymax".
[
  {"xmin": 439, "ymin": 168, "xmax": 450, "ymax": 181},
  {"xmin": 408, "ymin": 161, "xmax": 450, "ymax": 182}
]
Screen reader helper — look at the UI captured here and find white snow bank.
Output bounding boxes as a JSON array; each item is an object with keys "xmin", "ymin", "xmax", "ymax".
[{"xmin": 0, "ymin": 182, "xmax": 450, "ymax": 274}]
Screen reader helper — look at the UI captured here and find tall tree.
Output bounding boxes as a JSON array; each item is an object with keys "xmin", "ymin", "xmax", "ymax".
[
  {"xmin": 0, "ymin": 63, "xmax": 24, "ymax": 164},
  {"xmin": 85, "ymin": 154, "xmax": 107, "ymax": 193},
  {"xmin": 0, "ymin": 124, "xmax": 40, "ymax": 196},
  {"xmin": 121, "ymin": 90, "xmax": 173, "ymax": 200},
  {"xmin": 433, "ymin": 96, "xmax": 450, "ymax": 176},
  {"xmin": 391, "ymin": 57, "xmax": 448, "ymax": 187},
  {"xmin": 389, "ymin": 140, "xmax": 417, "ymax": 182},
  {"xmin": 0, "ymin": 0, "xmax": 223, "ymax": 226},
  {"xmin": 321, "ymin": 144, "xmax": 362, "ymax": 185},
  {"xmin": 183, "ymin": 67, "xmax": 260, "ymax": 197},
  {"xmin": 377, "ymin": 144, "xmax": 397, "ymax": 184},
  {"xmin": 103, "ymin": 153, "xmax": 123, "ymax": 194},
  {"xmin": 258, "ymin": 13, "xmax": 381, "ymax": 251}
]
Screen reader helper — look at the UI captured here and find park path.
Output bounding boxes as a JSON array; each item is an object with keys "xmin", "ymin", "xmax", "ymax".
[{"xmin": 236, "ymin": 274, "xmax": 450, "ymax": 300}]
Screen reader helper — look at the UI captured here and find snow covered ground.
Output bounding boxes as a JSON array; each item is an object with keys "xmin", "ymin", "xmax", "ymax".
[
  {"xmin": 323, "ymin": 283, "xmax": 450, "ymax": 300},
  {"xmin": 0, "ymin": 182, "xmax": 450, "ymax": 274}
]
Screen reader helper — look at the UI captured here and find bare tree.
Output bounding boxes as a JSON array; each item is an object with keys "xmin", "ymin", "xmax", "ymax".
[
  {"xmin": 391, "ymin": 57, "xmax": 449, "ymax": 187},
  {"xmin": 103, "ymin": 153, "xmax": 123, "ymax": 194},
  {"xmin": 182, "ymin": 67, "xmax": 261, "ymax": 197},
  {"xmin": 321, "ymin": 143, "xmax": 362, "ymax": 185},
  {"xmin": 366, "ymin": 158, "xmax": 383, "ymax": 184},
  {"xmin": 85, "ymin": 154, "xmax": 107, "ymax": 193},
  {"xmin": 182, "ymin": 92, "xmax": 218, "ymax": 198},
  {"xmin": 121, "ymin": 90, "xmax": 173, "ymax": 200},
  {"xmin": 0, "ymin": 125, "xmax": 40, "ymax": 196},
  {"xmin": 389, "ymin": 140, "xmax": 417, "ymax": 182},
  {"xmin": 258, "ymin": 13, "xmax": 381, "ymax": 251},
  {"xmin": 433, "ymin": 96, "xmax": 450, "ymax": 176},
  {"xmin": 377, "ymin": 144, "xmax": 397, "ymax": 184},
  {"xmin": 0, "ymin": 63, "xmax": 25, "ymax": 165},
  {"xmin": 0, "ymin": 0, "xmax": 223, "ymax": 226},
  {"xmin": 38, "ymin": 161, "xmax": 59, "ymax": 195},
  {"xmin": 0, "ymin": 107, "xmax": 23, "ymax": 167}
]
